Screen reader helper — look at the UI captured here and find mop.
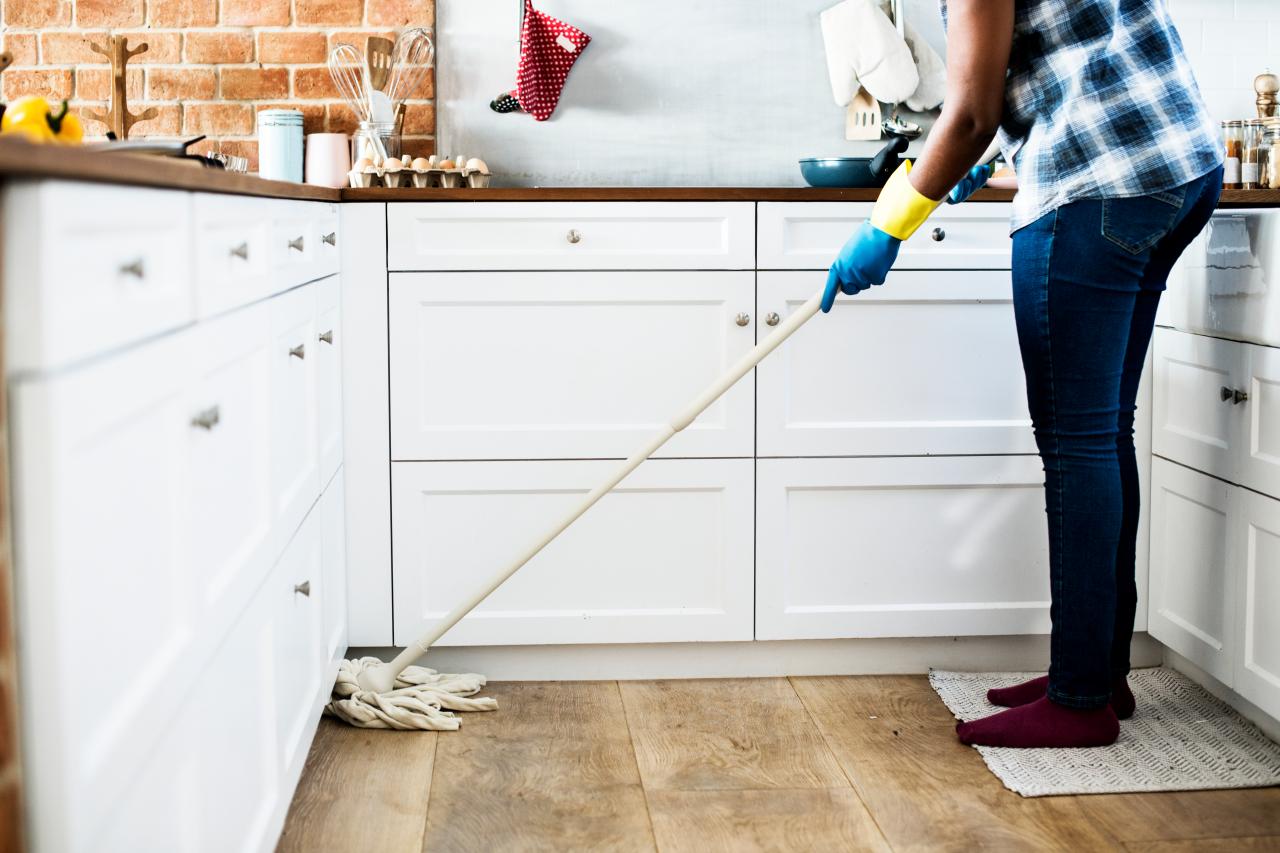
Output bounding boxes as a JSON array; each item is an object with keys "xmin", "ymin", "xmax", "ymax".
[{"xmin": 327, "ymin": 146, "xmax": 1004, "ymax": 730}]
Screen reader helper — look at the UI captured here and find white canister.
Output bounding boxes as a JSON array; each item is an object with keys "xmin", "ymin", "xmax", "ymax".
[
  {"xmin": 305, "ymin": 132, "xmax": 351, "ymax": 188},
  {"xmin": 258, "ymin": 109, "xmax": 304, "ymax": 182}
]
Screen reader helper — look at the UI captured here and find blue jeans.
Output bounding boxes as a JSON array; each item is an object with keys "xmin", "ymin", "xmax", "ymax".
[{"xmin": 1011, "ymin": 167, "xmax": 1222, "ymax": 709}]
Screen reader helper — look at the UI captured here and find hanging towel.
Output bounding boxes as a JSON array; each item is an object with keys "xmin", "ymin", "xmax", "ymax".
[
  {"xmin": 820, "ymin": 0, "xmax": 919, "ymax": 107},
  {"xmin": 515, "ymin": 0, "xmax": 591, "ymax": 121},
  {"xmin": 903, "ymin": 21, "xmax": 946, "ymax": 112}
]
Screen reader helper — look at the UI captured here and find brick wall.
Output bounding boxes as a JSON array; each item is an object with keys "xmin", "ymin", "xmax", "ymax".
[{"xmin": 0, "ymin": 0, "xmax": 437, "ymax": 171}]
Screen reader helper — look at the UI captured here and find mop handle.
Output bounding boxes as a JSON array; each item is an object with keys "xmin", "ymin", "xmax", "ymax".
[{"xmin": 381, "ymin": 290, "xmax": 826, "ymax": 679}]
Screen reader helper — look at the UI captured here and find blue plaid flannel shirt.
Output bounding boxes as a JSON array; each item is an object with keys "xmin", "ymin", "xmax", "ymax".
[{"xmin": 941, "ymin": 0, "xmax": 1223, "ymax": 231}]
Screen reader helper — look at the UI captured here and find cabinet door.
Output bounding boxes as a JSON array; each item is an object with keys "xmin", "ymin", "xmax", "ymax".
[
  {"xmin": 185, "ymin": 304, "xmax": 275, "ymax": 638},
  {"xmin": 1148, "ymin": 458, "xmax": 1237, "ymax": 685},
  {"xmin": 1234, "ymin": 488, "xmax": 1280, "ymax": 721},
  {"xmin": 389, "ymin": 272, "xmax": 756, "ymax": 460},
  {"xmin": 271, "ymin": 282, "xmax": 320, "ymax": 556},
  {"xmin": 193, "ymin": 192, "xmax": 273, "ymax": 319},
  {"xmin": 321, "ymin": 470, "xmax": 348, "ymax": 666},
  {"xmin": 1241, "ymin": 343, "xmax": 1280, "ymax": 500},
  {"xmin": 316, "ymin": 274, "xmax": 344, "ymax": 484},
  {"xmin": 756, "ymin": 271, "xmax": 1034, "ymax": 457},
  {"xmin": 1152, "ymin": 328, "xmax": 1243, "ymax": 482},
  {"xmin": 392, "ymin": 459, "xmax": 754, "ymax": 646},
  {"xmin": 755, "ymin": 456, "xmax": 1050, "ymax": 639},
  {"xmin": 274, "ymin": 509, "xmax": 327, "ymax": 783},
  {"xmin": 11, "ymin": 331, "xmax": 199, "ymax": 845}
]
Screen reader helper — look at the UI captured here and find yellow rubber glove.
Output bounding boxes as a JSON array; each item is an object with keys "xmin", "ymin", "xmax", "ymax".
[{"xmin": 869, "ymin": 159, "xmax": 943, "ymax": 240}]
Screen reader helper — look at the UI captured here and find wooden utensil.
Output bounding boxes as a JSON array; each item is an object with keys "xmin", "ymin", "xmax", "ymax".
[
  {"xmin": 845, "ymin": 87, "xmax": 881, "ymax": 141},
  {"xmin": 366, "ymin": 36, "xmax": 395, "ymax": 92}
]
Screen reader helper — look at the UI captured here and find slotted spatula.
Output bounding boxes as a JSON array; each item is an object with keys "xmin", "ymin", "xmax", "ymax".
[
  {"xmin": 366, "ymin": 36, "xmax": 395, "ymax": 92},
  {"xmin": 846, "ymin": 86, "xmax": 882, "ymax": 141}
]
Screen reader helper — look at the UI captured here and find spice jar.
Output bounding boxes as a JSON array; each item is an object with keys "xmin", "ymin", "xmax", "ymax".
[
  {"xmin": 1224, "ymin": 120, "xmax": 1243, "ymax": 189},
  {"xmin": 1264, "ymin": 124, "xmax": 1280, "ymax": 190},
  {"xmin": 1243, "ymin": 119, "xmax": 1267, "ymax": 189}
]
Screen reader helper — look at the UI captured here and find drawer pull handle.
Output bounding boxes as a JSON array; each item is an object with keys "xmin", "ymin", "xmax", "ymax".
[
  {"xmin": 765, "ymin": 312, "xmax": 781, "ymax": 326},
  {"xmin": 290, "ymin": 343, "xmax": 306, "ymax": 360},
  {"xmin": 566, "ymin": 229, "xmax": 582, "ymax": 244},
  {"xmin": 931, "ymin": 227, "xmax": 946, "ymax": 242},
  {"xmin": 735, "ymin": 312, "xmax": 751, "ymax": 327},
  {"xmin": 322, "ymin": 232, "xmax": 337, "ymax": 246},
  {"xmin": 190, "ymin": 406, "xmax": 221, "ymax": 430},
  {"xmin": 319, "ymin": 330, "xmax": 334, "ymax": 345},
  {"xmin": 230, "ymin": 242, "xmax": 249, "ymax": 261},
  {"xmin": 1233, "ymin": 388, "xmax": 1249, "ymax": 405},
  {"xmin": 288, "ymin": 236, "xmax": 305, "ymax": 252},
  {"xmin": 119, "ymin": 259, "xmax": 145, "ymax": 279},
  {"xmin": 294, "ymin": 580, "xmax": 311, "ymax": 597},
  {"xmin": 1221, "ymin": 386, "xmax": 1235, "ymax": 403}
]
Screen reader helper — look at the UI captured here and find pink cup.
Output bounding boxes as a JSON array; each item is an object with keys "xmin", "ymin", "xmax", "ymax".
[{"xmin": 305, "ymin": 133, "xmax": 351, "ymax": 188}]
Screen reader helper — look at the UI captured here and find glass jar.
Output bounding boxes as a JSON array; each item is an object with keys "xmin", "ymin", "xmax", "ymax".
[
  {"xmin": 351, "ymin": 120, "xmax": 400, "ymax": 166},
  {"xmin": 1242, "ymin": 119, "xmax": 1267, "ymax": 189},
  {"xmin": 1223, "ymin": 120, "xmax": 1243, "ymax": 189},
  {"xmin": 1264, "ymin": 125, "xmax": 1280, "ymax": 190}
]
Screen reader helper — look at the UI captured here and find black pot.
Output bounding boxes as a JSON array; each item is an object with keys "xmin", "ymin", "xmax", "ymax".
[{"xmin": 798, "ymin": 136, "xmax": 909, "ymax": 188}]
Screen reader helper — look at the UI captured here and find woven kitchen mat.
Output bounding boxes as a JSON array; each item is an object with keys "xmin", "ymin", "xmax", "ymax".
[{"xmin": 929, "ymin": 667, "xmax": 1280, "ymax": 797}]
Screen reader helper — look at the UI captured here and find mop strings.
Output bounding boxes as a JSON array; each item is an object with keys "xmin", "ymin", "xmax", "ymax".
[{"xmin": 327, "ymin": 656, "xmax": 499, "ymax": 731}]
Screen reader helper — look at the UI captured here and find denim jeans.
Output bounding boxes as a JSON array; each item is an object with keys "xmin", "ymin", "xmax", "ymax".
[{"xmin": 1011, "ymin": 166, "xmax": 1222, "ymax": 709}]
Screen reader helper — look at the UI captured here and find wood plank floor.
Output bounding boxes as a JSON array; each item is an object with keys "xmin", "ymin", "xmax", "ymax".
[{"xmin": 279, "ymin": 675, "xmax": 1280, "ymax": 853}]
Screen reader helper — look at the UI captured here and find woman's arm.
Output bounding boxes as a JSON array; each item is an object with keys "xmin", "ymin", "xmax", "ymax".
[{"xmin": 907, "ymin": 0, "xmax": 1015, "ymax": 201}]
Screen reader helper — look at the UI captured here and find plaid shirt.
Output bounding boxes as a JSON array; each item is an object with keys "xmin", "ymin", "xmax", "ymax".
[{"xmin": 942, "ymin": 0, "xmax": 1223, "ymax": 231}]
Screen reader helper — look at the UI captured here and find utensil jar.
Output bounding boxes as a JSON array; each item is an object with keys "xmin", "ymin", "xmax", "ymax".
[{"xmin": 352, "ymin": 120, "xmax": 400, "ymax": 165}]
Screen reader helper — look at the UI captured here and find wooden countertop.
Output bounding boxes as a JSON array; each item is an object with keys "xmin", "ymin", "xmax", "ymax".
[{"xmin": 0, "ymin": 137, "xmax": 1278, "ymax": 206}]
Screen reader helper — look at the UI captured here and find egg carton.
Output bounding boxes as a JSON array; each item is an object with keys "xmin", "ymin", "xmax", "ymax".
[{"xmin": 348, "ymin": 154, "xmax": 492, "ymax": 189}]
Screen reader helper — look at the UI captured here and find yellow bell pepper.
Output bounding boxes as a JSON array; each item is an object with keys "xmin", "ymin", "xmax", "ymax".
[
  {"xmin": 0, "ymin": 97, "xmax": 83, "ymax": 145},
  {"xmin": 47, "ymin": 101, "xmax": 83, "ymax": 144}
]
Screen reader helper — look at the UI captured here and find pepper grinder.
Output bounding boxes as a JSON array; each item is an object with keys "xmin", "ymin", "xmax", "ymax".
[{"xmin": 1256, "ymin": 70, "xmax": 1278, "ymax": 118}]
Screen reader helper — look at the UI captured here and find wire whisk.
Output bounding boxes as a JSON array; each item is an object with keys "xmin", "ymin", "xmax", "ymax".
[
  {"xmin": 387, "ymin": 28, "xmax": 436, "ymax": 106},
  {"xmin": 328, "ymin": 42, "xmax": 388, "ymax": 162}
]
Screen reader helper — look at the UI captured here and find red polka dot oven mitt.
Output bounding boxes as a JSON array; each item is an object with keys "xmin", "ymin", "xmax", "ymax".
[{"xmin": 492, "ymin": 0, "xmax": 591, "ymax": 121}]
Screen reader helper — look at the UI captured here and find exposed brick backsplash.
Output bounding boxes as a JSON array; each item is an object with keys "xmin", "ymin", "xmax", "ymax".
[{"xmin": 1, "ymin": 0, "xmax": 437, "ymax": 171}]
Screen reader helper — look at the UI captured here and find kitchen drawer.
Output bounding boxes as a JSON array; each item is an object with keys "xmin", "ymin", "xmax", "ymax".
[
  {"xmin": 316, "ymin": 274, "xmax": 343, "ymax": 483},
  {"xmin": 756, "ymin": 270, "xmax": 1035, "ymax": 456},
  {"xmin": 273, "ymin": 507, "xmax": 327, "ymax": 782},
  {"xmin": 389, "ymin": 271, "xmax": 755, "ymax": 460},
  {"xmin": 1162, "ymin": 209, "xmax": 1280, "ymax": 348},
  {"xmin": 755, "ymin": 456, "xmax": 1050, "ymax": 640},
  {"xmin": 1152, "ymin": 328, "xmax": 1242, "ymax": 483},
  {"xmin": 391, "ymin": 459, "xmax": 754, "ymax": 646},
  {"xmin": 757, "ymin": 202, "xmax": 1013, "ymax": 270},
  {"xmin": 387, "ymin": 202, "xmax": 755, "ymax": 270},
  {"xmin": 270, "ymin": 200, "xmax": 338, "ymax": 292},
  {"xmin": 270, "ymin": 282, "xmax": 320, "ymax": 555},
  {"xmin": 4, "ymin": 180, "xmax": 194, "ymax": 372},
  {"xmin": 193, "ymin": 192, "xmax": 273, "ymax": 319}
]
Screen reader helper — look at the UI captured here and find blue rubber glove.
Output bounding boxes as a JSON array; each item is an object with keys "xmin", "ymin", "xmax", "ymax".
[
  {"xmin": 820, "ymin": 221, "xmax": 902, "ymax": 312},
  {"xmin": 947, "ymin": 162, "xmax": 995, "ymax": 205}
]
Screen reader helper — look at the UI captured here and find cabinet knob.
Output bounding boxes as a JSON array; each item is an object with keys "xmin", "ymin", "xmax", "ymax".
[
  {"xmin": 289, "ymin": 343, "xmax": 306, "ymax": 360},
  {"xmin": 1221, "ymin": 386, "xmax": 1235, "ymax": 403},
  {"xmin": 230, "ymin": 242, "xmax": 249, "ymax": 261},
  {"xmin": 319, "ymin": 330, "xmax": 334, "ymax": 345},
  {"xmin": 931, "ymin": 227, "xmax": 946, "ymax": 242},
  {"xmin": 190, "ymin": 406, "xmax": 220, "ymax": 430},
  {"xmin": 765, "ymin": 312, "xmax": 781, "ymax": 326},
  {"xmin": 566, "ymin": 229, "xmax": 582, "ymax": 244},
  {"xmin": 735, "ymin": 312, "xmax": 751, "ymax": 327},
  {"xmin": 322, "ymin": 232, "xmax": 337, "ymax": 246},
  {"xmin": 1233, "ymin": 388, "xmax": 1249, "ymax": 405},
  {"xmin": 294, "ymin": 580, "xmax": 311, "ymax": 597},
  {"xmin": 119, "ymin": 259, "xmax": 145, "ymax": 279},
  {"xmin": 288, "ymin": 235, "xmax": 305, "ymax": 252}
]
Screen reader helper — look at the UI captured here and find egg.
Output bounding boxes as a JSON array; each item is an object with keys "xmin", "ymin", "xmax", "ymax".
[
  {"xmin": 411, "ymin": 157, "xmax": 431, "ymax": 171},
  {"xmin": 383, "ymin": 158, "xmax": 403, "ymax": 172},
  {"xmin": 465, "ymin": 158, "xmax": 490, "ymax": 174},
  {"xmin": 355, "ymin": 157, "xmax": 374, "ymax": 171},
  {"xmin": 438, "ymin": 159, "xmax": 456, "ymax": 169}
]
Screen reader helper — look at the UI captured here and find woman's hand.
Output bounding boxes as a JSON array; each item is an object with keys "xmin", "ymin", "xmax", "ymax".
[
  {"xmin": 822, "ymin": 221, "xmax": 901, "ymax": 311},
  {"xmin": 947, "ymin": 162, "xmax": 995, "ymax": 204}
]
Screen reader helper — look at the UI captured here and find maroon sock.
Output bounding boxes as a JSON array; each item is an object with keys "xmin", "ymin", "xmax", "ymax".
[
  {"xmin": 956, "ymin": 696, "xmax": 1119, "ymax": 748},
  {"xmin": 987, "ymin": 675, "xmax": 1136, "ymax": 720}
]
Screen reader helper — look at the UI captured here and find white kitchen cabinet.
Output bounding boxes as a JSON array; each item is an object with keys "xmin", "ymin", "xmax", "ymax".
[
  {"xmin": 316, "ymin": 274, "xmax": 344, "ymax": 484},
  {"xmin": 391, "ymin": 458, "xmax": 754, "ymax": 646},
  {"xmin": 756, "ymin": 270, "xmax": 1035, "ymax": 457},
  {"xmin": 1241, "ymin": 343, "xmax": 1280, "ymax": 500},
  {"xmin": 388, "ymin": 272, "xmax": 756, "ymax": 460},
  {"xmin": 274, "ymin": 508, "xmax": 328, "ymax": 783},
  {"xmin": 1148, "ymin": 458, "xmax": 1237, "ymax": 685},
  {"xmin": 755, "ymin": 456, "xmax": 1050, "ymax": 640},
  {"xmin": 1234, "ymin": 487, "xmax": 1280, "ymax": 722},
  {"xmin": 271, "ymin": 281, "xmax": 320, "ymax": 555},
  {"xmin": 322, "ymin": 469, "xmax": 349, "ymax": 666},
  {"xmin": 387, "ymin": 202, "xmax": 755, "ymax": 271},
  {"xmin": 1153, "ymin": 328, "xmax": 1242, "ymax": 483},
  {"xmin": 193, "ymin": 192, "xmax": 274, "ymax": 319},
  {"xmin": 757, "ymin": 202, "xmax": 1013, "ymax": 270}
]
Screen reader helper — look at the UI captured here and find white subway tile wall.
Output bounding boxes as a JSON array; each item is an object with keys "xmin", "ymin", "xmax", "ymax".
[{"xmin": 1168, "ymin": 0, "xmax": 1280, "ymax": 124}]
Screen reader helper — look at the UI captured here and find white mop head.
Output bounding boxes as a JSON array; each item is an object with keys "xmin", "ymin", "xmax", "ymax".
[{"xmin": 326, "ymin": 656, "xmax": 499, "ymax": 730}]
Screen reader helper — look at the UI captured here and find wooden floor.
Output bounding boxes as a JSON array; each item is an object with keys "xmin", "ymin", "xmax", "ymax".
[{"xmin": 277, "ymin": 676, "xmax": 1280, "ymax": 852}]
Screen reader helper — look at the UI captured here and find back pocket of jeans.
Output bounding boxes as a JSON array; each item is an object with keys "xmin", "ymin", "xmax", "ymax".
[{"xmin": 1101, "ymin": 189, "xmax": 1185, "ymax": 254}]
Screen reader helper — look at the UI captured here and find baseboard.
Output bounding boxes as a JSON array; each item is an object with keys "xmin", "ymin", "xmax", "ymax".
[
  {"xmin": 347, "ymin": 632, "xmax": 1164, "ymax": 682},
  {"xmin": 1162, "ymin": 648, "xmax": 1280, "ymax": 743}
]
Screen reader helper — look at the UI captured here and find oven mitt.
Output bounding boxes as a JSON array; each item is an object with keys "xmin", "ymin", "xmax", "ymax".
[
  {"xmin": 513, "ymin": 0, "xmax": 591, "ymax": 121},
  {"xmin": 820, "ymin": 0, "xmax": 918, "ymax": 107},
  {"xmin": 902, "ymin": 21, "xmax": 946, "ymax": 112}
]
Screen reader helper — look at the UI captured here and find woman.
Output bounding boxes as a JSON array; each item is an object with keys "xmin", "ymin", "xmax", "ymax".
[{"xmin": 824, "ymin": 0, "xmax": 1223, "ymax": 748}]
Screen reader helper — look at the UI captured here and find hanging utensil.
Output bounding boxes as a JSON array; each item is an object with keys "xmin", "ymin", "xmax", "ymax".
[{"xmin": 845, "ymin": 86, "xmax": 882, "ymax": 141}]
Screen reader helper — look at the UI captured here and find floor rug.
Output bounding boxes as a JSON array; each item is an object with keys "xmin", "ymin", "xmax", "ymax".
[{"xmin": 929, "ymin": 667, "xmax": 1280, "ymax": 797}]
